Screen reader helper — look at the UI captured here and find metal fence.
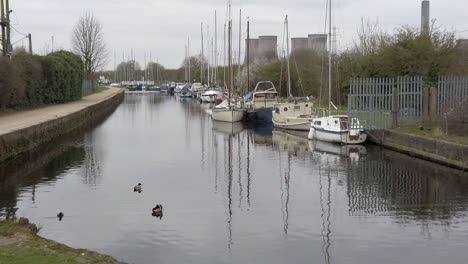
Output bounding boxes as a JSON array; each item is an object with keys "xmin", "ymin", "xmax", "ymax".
[
  {"xmin": 348, "ymin": 76, "xmax": 423, "ymax": 129},
  {"xmin": 437, "ymin": 76, "xmax": 468, "ymax": 117},
  {"xmin": 82, "ymin": 79, "xmax": 98, "ymax": 96}
]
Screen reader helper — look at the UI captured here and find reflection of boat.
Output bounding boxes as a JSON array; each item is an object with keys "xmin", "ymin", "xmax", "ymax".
[
  {"xmin": 272, "ymin": 16, "xmax": 316, "ymax": 131},
  {"xmin": 244, "ymin": 81, "xmax": 278, "ymax": 123},
  {"xmin": 272, "ymin": 131, "xmax": 310, "ymax": 156},
  {"xmin": 212, "ymin": 121, "xmax": 244, "ymax": 135},
  {"xmin": 309, "ymin": 139, "xmax": 367, "ymax": 158}
]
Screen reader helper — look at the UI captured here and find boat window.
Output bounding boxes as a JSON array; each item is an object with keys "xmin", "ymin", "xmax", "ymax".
[
  {"xmin": 266, "ymin": 93, "xmax": 277, "ymax": 99},
  {"xmin": 314, "ymin": 121, "xmax": 321, "ymax": 126},
  {"xmin": 275, "ymin": 107, "xmax": 280, "ymax": 113},
  {"xmin": 283, "ymin": 107, "xmax": 288, "ymax": 112},
  {"xmin": 294, "ymin": 106, "xmax": 301, "ymax": 110},
  {"xmin": 305, "ymin": 104, "xmax": 309, "ymax": 107}
]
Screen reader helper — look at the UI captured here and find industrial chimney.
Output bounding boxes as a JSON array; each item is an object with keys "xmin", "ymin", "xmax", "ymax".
[{"xmin": 421, "ymin": 1, "xmax": 430, "ymax": 34}]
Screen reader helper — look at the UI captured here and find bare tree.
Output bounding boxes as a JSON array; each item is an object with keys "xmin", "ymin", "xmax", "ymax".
[{"xmin": 72, "ymin": 13, "xmax": 107, "ymax": 79}]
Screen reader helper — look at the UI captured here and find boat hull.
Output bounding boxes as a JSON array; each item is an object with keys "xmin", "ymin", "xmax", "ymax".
[
  {"xmin": 272, "ymin": 120, "xmax": 311, "ymax": 131},
  {"xmin": 247, "ymin": 108, "xmax": 273, "ymax": 123},
  {"xmin": 212, "ymin": 108, "xmax": 244, "ymax": 122},
  {"xmin": 308, "ymin": 127, "xmax": 367, "ymax": 144}
]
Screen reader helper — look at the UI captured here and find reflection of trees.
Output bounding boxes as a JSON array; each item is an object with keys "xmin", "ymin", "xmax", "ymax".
[
  {"xmin": 0, "ymin": 134, "xmax": 85, "ymax": 219},
  {"xmin": 81, "ymin": 133, "xmax": 103, "ymax": 186},
  {"xmin": 346, "ymin": 149, "xmax": 468, "ymax": 222}
]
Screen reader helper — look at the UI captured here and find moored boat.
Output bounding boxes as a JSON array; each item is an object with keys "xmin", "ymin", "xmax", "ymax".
[{"xmin": 244, "ymin": 81, "xmax": 278, "ymax": 123}]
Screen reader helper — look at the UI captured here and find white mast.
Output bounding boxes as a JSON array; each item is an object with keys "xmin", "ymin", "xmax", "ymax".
[
  {"xmin": 328, "ymin": 0, "xmax": 332, "ymax": 113},
  {"xmin": 286, "ymin": 15, "xmax": 291, "ymax": 97},
  {"xmin": 238, "ymin": 9, "xmax": 242, "ymax": 91},
  {"xmin": 188, "ymin": 37, "xmax": 191, "ymax": 82},
  {"xmin": 214, "ymin": 10, "xmax": 218, "ymax": 85},
  {"xmin": 223, "ymin": 22, "xmax": 226, "ymax": 87},
  {"xmin": 201, "ymin": 23, "xmax": 204, "ymax": 84},
  {"xmin": 207, "ymin": 24, "xmax": 210, "ymax": 86}
]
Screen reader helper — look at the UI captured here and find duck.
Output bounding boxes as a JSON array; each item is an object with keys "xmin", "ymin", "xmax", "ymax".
[
  {"xmin": 152, "ymin": 204, "xmax": 163, "ymax": 218},
  {"xmin": 57, "ymin": 212, "xmax": 64, "ymax": 221},
  {"xmin": 134, "ymin": 183, "xmax": 142, "ymax": 192}
]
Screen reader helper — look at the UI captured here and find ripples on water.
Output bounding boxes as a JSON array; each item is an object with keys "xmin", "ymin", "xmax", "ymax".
[{"xmin": 1, "ymin": 93, "xmax": 468, "ymax": 264}]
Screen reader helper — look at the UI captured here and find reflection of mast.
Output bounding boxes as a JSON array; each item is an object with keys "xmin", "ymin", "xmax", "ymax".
[
  {"xmin": 238, "ymin": 133, "xmax": 243, "ymax": 207},
  {"xmin": 319, "ymin": 167, "xmax": 332, "ymax": 264},
  {"xmin": 279, "ymin": 152, "xmax": 291, "ymax": 234},
  {"xmin": 226, "ymin": 134, "xmax": 233, "ymax": 249},
  {"xmin": 214, "ymin": 132, "xmax": 219, "ymax": 193}
]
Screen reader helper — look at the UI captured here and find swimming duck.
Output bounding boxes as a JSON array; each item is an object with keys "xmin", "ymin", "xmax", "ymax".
[
  {"xmin": 57, "ymin": 212, "xmax": 64, "ymax": 221},
  {"xmin": 152, "ymin": 204, "xmax": 163, "ymax": 218},
  {"xmin": 134, "ymin": 183, "xmax": 142, "ymax": 192}
]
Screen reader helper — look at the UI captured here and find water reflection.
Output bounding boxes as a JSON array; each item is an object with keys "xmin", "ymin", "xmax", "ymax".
[
  {"xmin": 0, "ymin": 131, "xmax": 86, "ymax": 219},
  {"xmin": 1, "ymin": 95, "xmax": 468, "ymax": 264}
]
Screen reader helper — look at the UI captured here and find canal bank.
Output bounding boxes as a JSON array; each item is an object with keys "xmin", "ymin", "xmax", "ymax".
[
  {"xmin": 0, "ymin": 219, "xmax": 124, "ymax": 263},
  {"xmin": 0, "ymin": 87, "xmax": 124, "ymax": 163},
  {"xmin": 368, "ymin": 129, "xmax": 468, "ymax": 171}
]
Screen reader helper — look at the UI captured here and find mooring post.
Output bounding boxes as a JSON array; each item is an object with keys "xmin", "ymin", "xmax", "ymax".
[{"xmin": 392, "ymin": 87, "xmax": 399, "ymax": 129}]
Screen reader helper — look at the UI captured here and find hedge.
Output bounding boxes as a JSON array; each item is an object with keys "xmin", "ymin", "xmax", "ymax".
[{"xmin": 0, "ymin": 50, "xmax": 84, "ymax": 109}]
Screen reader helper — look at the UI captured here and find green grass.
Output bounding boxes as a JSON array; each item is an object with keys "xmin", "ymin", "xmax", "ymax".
[
  {"xmin": 94, "ymin": 86, "xmax": 109, "ymax": 94},
  {"xmin": 0, "ymin": 220, "xmax": 123, "ymax": 264},
  {"xmin": 394, "ymin": 127, "xmax": 468, "ymax": 145}
]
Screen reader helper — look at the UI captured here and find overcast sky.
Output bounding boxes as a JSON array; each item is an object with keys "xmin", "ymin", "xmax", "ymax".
[{"xmin": 9, "ymin": 0, "xmax": 468, "ymax": 70}]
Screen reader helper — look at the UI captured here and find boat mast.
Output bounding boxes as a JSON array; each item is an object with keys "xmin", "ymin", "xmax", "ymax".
[
  {"xmin": 247, "ymin": 16, "xmax": 250, "ymax": 93},
  {"xmin": 188, "ymin": 37, "xmax": 191, "ymax": 82},
  {"xmin": 201, "ymin": 23, "xmax": 204, "ymax": 84},
  {"xmin": 223, "ymin": 22, "xmax": 226, "ymax": 87},
  {"xmin": 207, "ymin": 24, "xmax": 210, "ymax": 86},
  {"xmin": 228, "ymin": 1, "xmax": 232, "ymax": 106},
  {"xmin": 238, "ymin": 9, "xmax": 242, "ymax": 92},
  {"xmin": 286, "ymin": 15, "xmax": 291, "ymax": 98},
  {"xmin": 328, "ymin": 0, "xmax": 332, "ymax": 113},
  {"xmin": 215, "ymin": 10, "xmax": 218, "ymax": 85}
]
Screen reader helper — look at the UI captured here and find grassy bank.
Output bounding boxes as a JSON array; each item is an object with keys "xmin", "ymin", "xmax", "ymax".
[
  {"xmin": 394, "ymin": 127, "xmax": 468, "ymax": 145},
  {"xmin": 0, "ymin": 219, "xmax": 124, "ymax": 264}
]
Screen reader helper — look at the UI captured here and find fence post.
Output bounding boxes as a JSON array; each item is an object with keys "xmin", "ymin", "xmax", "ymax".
[
  {"xmin": 392, "ymin": 87, "xmax": 399, "ymax": 129},
  {"xmin": 429, "ymin": 86, "xmax": 438, "ymax": 125}
]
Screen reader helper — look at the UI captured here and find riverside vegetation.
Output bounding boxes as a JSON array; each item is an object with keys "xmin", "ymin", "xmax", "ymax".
[
  {"xmin": 0, "ymin": 218, "xmax": 124, "ymax": 264},
  {"xmin": 0, "ymin": 49, "xmax": 84, "ymax": 110}
]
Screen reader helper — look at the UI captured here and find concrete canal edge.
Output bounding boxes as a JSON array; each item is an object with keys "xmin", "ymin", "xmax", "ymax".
[
  {"xmin": 368, "ymin": 130, "xmax": 468, "ymax": 171},
  {"xmin": 0, "ymin": 88, "xmax": 124, "ymax": 163}
]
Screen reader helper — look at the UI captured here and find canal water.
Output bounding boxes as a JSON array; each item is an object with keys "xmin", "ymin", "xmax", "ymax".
[{"xmin": 1, "ymin": 93, "xmax": 468, "ymax": 264}]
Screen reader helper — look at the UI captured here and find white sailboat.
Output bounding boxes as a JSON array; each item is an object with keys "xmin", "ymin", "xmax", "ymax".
[
  {"xmin": 272, "ymin": 15, "xmax": 317, "ymax": 131},
  {"xmin": 212, "ymin": 3, "xmax": 244, "ymax": 123},
  {"xmin": 307, "ymin": 0, "xmax": 367, "ymax": 144}
]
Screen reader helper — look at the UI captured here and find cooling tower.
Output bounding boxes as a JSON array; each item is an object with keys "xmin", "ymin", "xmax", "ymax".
[
  {"xmin": 308, "ymin": 34, "xmax": 327, "ymax": 52},
  {"xmin": 258, "ymin": 36, "xmax": 278, "ymax": 60},
  {"xmin": 457, "ymin": 39, "xmax": 468, "ymax": 48},
  {"xmin": 291, "ymin": 38, "xmax": 309, "ymax": 53},
  {"xmin": 244, "ymin": 38, "xmax": 259, "ymax": 64},
  {"xmin": 421, "ymin": 1, "xmax": 430, "ymax": 34}
]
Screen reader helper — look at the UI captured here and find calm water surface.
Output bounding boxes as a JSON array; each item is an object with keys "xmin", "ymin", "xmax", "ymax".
[{"xmin": 1, "ymin": 93, "xmax": 468, "ymax": 264}]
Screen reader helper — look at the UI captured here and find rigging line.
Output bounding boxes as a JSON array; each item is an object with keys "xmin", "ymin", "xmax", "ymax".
[
  {"xmin": 12, "ymin": 35, "xmax": 29, "ymax": 45},
  {"xmin": 10, "ymin": 25, "xmax": 28, "ymax": 37},
  {"xmin": 278, "ymin": 19, "xmax": 286, "ymax": 97},
  {"xmin": 291, "ymin": 49, "xmax": 306, "ymax": 97},
  {"xmin": 319, "ymin": 0, "xmax": 330, "ymax": 107}
]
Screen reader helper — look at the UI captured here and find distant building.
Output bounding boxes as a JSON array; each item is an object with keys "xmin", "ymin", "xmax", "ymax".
[{"xmin": 244, "ymin": 36, "xmax": 278, "ymax": 64}]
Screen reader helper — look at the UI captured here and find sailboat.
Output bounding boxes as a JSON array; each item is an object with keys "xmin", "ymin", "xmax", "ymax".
[
  {"xmin": 307, "ymin": 0, "xmax": 367, "ymax": 144},
  {"xmin": 272, "ymin": 15, "xmax": 317, "ymax": 131},
  {"xmin": 211, "ymin": 4, "xmax": 244, "ymax": 123}
]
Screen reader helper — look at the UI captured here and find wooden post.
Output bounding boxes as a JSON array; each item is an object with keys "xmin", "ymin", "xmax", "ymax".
[
  {"xmin": 28, "ymin": 33, "xmax": 32, "ymax": 55},
  {"xmin": 392, "ymin": 87, "xmax": 399, "ymax": 129},
  {"xmin": 0, "ymin": 0, "xmax": 6, "ymax": 56}
]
